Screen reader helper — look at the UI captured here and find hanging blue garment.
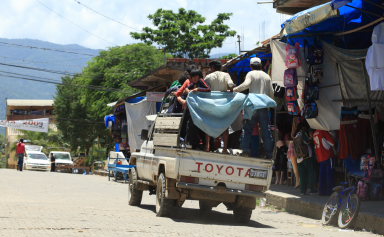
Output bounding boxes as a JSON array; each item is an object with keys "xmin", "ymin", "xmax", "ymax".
[
  {"xmin": 104, "ymin": 115, "xmax": 116, "ymax": 128},
  {"xmin": 187, "ymin": 92, "xmax": 276, "ymax": 138}
]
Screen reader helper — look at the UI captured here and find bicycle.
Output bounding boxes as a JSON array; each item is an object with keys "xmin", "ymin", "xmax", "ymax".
[{"xmin": 321, "ymin": 177, "xmax": 361, "ymax": 229}]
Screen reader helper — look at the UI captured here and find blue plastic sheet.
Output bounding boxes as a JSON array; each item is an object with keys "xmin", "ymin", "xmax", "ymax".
[
  {"xmin": 126, "ymin": 96, "xmax": 145, "ymax": 103},
  {"xmin": 187, "ymin": 92, "xmax": 276, "ymax": 138},
  {"xmin": 282, "ymin": 0, "xmax": 383, "ymax": 49}
]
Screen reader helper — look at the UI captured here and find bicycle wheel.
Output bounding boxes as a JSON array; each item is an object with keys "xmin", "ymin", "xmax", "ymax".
[
  {"xmin": 338, "ymin": 193, "xmax": 360, "ymax": 229},
  {"xmin": 321, "ymin": 192, "xmax": 339, "ymax": 225}
]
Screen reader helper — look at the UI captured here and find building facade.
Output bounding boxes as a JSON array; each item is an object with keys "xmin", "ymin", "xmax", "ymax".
[{"xmin": 5, "ymin": 99, "xmax": 55, "ymax": 167}]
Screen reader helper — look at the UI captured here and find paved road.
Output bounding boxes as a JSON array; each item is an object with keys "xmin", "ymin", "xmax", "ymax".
[{"xmin": 0, "ymin": 169, "xmax": 378, "ymax": 237}]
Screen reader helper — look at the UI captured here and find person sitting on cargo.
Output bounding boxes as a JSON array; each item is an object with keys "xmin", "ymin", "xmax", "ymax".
[
  {"xmin": 175, "ymin": 69, "xmax": 211, "ymax": 107},
  {"xmin": 204, "ymin": 60, "xmax": 235, "ymax": 154},
  {"xmin": 164, "ymin": 74, "xmax": 188, "ymax": 113},
  {"xmin": 176, "ymin": 69, "xmax": 211, "ymax": 150}
]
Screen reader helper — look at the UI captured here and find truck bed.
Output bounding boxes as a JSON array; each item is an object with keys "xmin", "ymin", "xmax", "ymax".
[{"xmin": 154, "ymin": 147, "xmax": 273, "ymax": 193}]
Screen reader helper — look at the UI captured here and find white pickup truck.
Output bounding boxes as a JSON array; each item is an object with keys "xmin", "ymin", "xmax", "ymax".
[{"xmin": 128, "ymin": 113, "xmax": 273, "ymax": 223}]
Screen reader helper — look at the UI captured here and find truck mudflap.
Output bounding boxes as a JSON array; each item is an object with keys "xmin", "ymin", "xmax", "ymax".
[{"xmin": 176, "ymin": 182, "xmax": 266, "ymax": 198}]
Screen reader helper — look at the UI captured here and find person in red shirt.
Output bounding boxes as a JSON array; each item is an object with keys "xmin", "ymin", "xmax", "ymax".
[
  {"xmin": 176, "ymin": 70, "xmax": 211, "ymax": 151},
  {"xmin": 176, "ymin": 70, "xmax": 211, "ymax": 108},
  {"xmin": 313, "ymin": 130, "xmax": 336, "ymax": 195},
  {"xmin": 16, "ymin": 139, "xmax": 26, "ymax": 171}
]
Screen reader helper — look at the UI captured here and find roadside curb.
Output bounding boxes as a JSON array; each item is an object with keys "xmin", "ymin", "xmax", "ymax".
[{"xmin": 265, "ymin": 190, "xmax": 384, "ymax": 235}]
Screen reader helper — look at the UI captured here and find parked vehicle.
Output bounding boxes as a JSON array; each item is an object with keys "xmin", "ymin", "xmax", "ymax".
[
  {"xmin": 128, "ymin": 113, "xmax": 273, "ymax": 223},
  {"xmin": 322, "ymin": 176, "xmax": 361, "ymax": 229},
  {"xmin": 24, "ymin": 146, "xmax": 50, "ymax": 171},
  {"xmin": 49, "ymin": 151, "xmax": 74, "ymax": 172}
]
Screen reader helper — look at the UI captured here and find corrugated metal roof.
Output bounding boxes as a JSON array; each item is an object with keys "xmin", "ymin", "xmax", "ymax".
[
  {"xmin": 274, "ymin": 0, "xmax": 329, "ymax": 14},
  {"xmin": 6, "ymin": 99, "xmax": 54, "ymax": 107}
]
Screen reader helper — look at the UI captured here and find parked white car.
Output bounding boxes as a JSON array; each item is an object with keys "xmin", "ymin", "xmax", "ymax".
[
  {"xmin": 49, "ymin": 151, "xmax": 74, "ymax": 172},
  {"xmin": 24, "ymin": 151, "xmax": 50, "ymax": 171}
]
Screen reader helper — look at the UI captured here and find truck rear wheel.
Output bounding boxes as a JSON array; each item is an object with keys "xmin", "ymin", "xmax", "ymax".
[
  {"xmin": 128, "ymin": 168, "xmax": 142, "ymax": 206},
  {"xmin": 156, "ymin": 173, "xmax": 174, "ymax": 217},
  {"xmin": 233, "ymin": 207, "xmax": 252, "ymax": 223},
  {"xmin": 199, "ymin": 200, "xmax": 213, "ymax": 215}
]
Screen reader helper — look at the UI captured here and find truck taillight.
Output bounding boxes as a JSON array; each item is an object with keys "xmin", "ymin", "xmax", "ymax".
[
  {"xmin": 245, "ymin": 184, "xmax": 265, "ymax": 192},
  {"xmin": 180, "ymin": 176, "xmax": 199, "ymax": 184}
]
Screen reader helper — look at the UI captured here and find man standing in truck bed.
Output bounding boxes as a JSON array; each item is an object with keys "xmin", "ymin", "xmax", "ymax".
[
  {"xmin": 233, "ymin": 57, "xmax": 274, "ymax": 159},
  {"xmin": 204, "ymin": 60, "xmax": 235, "ymax": 154}
]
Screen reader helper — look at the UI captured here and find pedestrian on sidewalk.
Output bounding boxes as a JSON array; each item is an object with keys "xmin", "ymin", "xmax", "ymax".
[
  {"xmin": 293, "ymin": 121, "xmax": 316, "ymax": 195},
  {"xmin": 234, "ymin": 57, "xmax": 275, "ymax": 158},
  {"xmin": 16, "ymin": 139, "xmax": 26, "ymax": 171},
  {"xmin": 274, "ymin": 138, "xmax": 288, "ymax": 185}
]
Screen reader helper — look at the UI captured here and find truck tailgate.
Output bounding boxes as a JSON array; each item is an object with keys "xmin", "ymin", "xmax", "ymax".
[{"xmin": 178, "ymin": 149, "xmax": 273, "ymax": 189}]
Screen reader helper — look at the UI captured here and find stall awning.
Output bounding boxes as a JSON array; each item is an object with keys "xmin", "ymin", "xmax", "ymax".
[
  {"xmin": 281, "ymin": 0, "xmax": 384, "ymax": 49},
  {"xmin": 273, "ymin": 0, "xmax": 329, "ymax": 15},
  {"xmin": 282, "ymin": 2, "xmax": 339, "ymax": 35}
]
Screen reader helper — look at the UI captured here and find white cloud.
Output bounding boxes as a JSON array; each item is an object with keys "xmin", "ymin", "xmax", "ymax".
[
  {"xmin": 176, "ymin": 0, "xmax": 188, "ymax": 9},
  {"xmin": 0, "ymin": 0, "xmax": 288, "ymax": 53}
]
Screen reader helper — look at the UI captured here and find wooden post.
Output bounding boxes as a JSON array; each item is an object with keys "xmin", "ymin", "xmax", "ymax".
[{"xmin": 361, "ymin": 60, "xmax": 380, "ymax": 164}]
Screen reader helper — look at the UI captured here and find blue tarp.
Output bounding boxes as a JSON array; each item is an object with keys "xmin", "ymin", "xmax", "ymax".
[
  {"xmin": 187, "ymin": 92, "xmax": 276, "ymax": 138},
  {"xmin": 126, "ymin": 96, "xmax": 145, "ymax": 103},
  {"xmin": 229, "ymin": 53, "xmax": 272, "ymax": 75},
  {"xmin": 282, "ymin": 0, "xmax": 383, "ymax": 49}
]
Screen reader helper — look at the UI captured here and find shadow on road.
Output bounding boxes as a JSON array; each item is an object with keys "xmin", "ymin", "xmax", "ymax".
[
  {"xmin": 139, "ymin": 204, "xmax": 156, "ymax": 212},
  {"xmin": 136, "ymin": 204, "xmax": 273, "ymax": 228}
]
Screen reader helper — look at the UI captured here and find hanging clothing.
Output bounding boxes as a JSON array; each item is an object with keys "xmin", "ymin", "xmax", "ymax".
[
  {"xmin": 125, "ymin": 99, "xmax": 157, "ymax": 152},
  {"xmin": 313, "ymin": 130, "xmax": 335, "ymax": 163},
  {"xmin": 366, "ymin": 23, "xmax": 384, "ymax": 91},
  {"xmin": 339, "ymin": 107, "xmax": 361, "ymax": 160}
]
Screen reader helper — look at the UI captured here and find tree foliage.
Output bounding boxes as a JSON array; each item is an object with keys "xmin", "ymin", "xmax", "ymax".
[
  {"xmin": 54, "ymin": 43, "xmax": 166, "ymax": 153},
  {"xmin": 16, "ymin": 129, "xmax": 67, "ymax": 154},
  {"xmin": 131, "ymin": 8, "xmax": 236, "ymax": 59},
  {"xmin": 220, "ymin": 53, "xmax": 238, "ymax": 60}
]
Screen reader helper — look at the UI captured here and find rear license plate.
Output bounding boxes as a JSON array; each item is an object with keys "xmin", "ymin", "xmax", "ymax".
[{"xmin": 249, "ymin": 169, "xmax": 267, "ymax": 179}]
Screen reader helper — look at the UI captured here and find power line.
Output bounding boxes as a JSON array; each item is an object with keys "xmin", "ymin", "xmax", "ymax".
[
  {"xmin": 0, "ymin": 70, "xmax": 62, "ymax": 83},
  {"xmin": 0, "ymin": 73, "xmax": 128, "ymax": 92},
  {"xmin": 0, "ymin": 60, "xmax": 156, "ymax": 77},
  {"xmin": 36, "ymin": 0, "xmax": 116, "ymax": 46},
  {"xmin": 0, "ymin": 55, "xmax": 92, "ymax": 65},
  {"xmin": 0, "ymin": 62, "xmax": 76, "ymax": 76},
  {"xmin": 0, "ymin": 41, "xmax": 98, "ymax": 57},
  {"xmin": 73, "ymin": 0, "xmax": 141, "ymax": 32}
]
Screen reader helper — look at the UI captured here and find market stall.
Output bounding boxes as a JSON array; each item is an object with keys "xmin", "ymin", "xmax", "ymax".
[{"xmin": 269, "ymin": 0, "xmax": 384, "ymax": 198}]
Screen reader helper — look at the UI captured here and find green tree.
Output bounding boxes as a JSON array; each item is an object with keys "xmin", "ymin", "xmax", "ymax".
[
  {"xmin": 13, "ymin": 129, "xmax": 67, "ymax": 154},
  {"xmin": 220, "ymin": 53, "xmax": 238, "ymax": 60},
  {"xmin": 131, "ymin": 8, "xmax": 236, "ymax": 59},
  {"xmin": 54, "ymin": 43, "xmax": 166, "ymax": 153}
]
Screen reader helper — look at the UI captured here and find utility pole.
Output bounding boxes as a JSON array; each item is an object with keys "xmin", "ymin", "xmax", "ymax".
[{"xmin": 237, "ymin": 35, "xmax": 241, "ymax": 54}]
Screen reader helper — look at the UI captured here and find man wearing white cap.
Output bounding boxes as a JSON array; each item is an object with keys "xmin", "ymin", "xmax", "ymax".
[{"xmin": 233, "ymin": 57, "xmax": 274, "ymax": 158}]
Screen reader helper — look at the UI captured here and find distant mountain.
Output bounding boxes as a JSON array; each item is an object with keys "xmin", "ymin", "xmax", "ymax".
[{"xmin": 0, "ymin": 38, "xmax": 99, "ymax": 133}]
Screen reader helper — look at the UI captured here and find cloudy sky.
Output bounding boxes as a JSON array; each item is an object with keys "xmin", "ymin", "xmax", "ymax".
[{"xmin": 0, "ymin": 0, "xmax": 290, "ymax": 55}]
